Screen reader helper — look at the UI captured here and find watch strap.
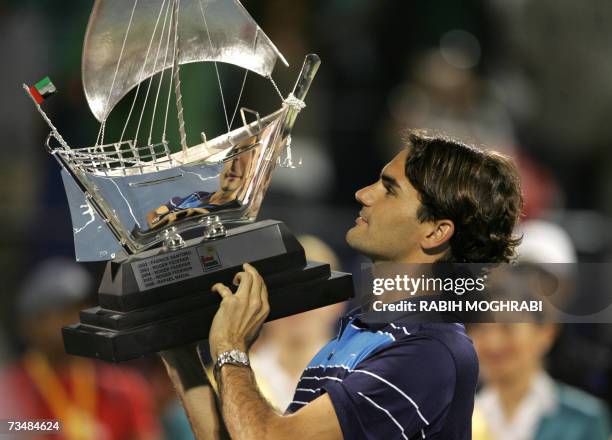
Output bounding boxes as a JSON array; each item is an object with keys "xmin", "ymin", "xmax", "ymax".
[{"xmin": 213, "ymin": 349, "xmax": 250, "ymax": 379}]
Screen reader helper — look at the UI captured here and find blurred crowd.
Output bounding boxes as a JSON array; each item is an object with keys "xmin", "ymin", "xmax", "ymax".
[{"xmin": 2, "ymin": 0, "xmax": 612, "ymax": 439}]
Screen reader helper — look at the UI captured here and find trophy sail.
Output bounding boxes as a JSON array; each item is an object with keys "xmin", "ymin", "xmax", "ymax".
[{"xmin": 83, "ymin": 0, "xmax": 288, "ymax": 122}]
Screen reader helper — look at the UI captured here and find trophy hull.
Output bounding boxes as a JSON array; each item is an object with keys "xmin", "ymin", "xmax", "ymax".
[{"xmin": 62, "ymin": 220, "xmax": 354, "ymax": 362}]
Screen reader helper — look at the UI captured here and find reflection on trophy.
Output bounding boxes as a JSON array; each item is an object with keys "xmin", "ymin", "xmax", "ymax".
[
  {"xmin": 24, "ymin": 0, "xmax": 353, "ymax": 361},
  {"xmin": 142, "ymin": 141, "xmax": 258, "ymax": 233}
]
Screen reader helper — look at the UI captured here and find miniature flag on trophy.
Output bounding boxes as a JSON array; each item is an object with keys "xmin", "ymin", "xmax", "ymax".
[{"xmin": 28, "ymin": 77, "xmax": 57, "ymax": 104}]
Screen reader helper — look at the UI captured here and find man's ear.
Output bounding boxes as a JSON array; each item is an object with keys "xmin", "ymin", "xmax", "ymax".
[{"xmin": 421, "ymin": 219, "xmax": 454, "ymax": 255}]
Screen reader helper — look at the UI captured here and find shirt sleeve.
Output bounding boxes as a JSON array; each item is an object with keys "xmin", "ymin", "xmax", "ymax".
[{"xmin": 323, "ymin": 336, "xmax": 456, "ymax": 440}]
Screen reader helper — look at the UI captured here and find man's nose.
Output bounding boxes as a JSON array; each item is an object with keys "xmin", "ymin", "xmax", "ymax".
[{"xmin": 355, "ymin": 185, "xmax": 374, "ymax": 206}]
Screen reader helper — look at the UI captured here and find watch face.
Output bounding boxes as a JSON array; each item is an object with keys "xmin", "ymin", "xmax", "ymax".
[{"xmin": 231, "ymin": 350, "xmax": 248, "ymax": 364}]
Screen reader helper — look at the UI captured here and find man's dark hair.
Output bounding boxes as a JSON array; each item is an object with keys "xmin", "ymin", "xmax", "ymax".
[{"xmin": 404, "ymin": 131, "xmax": 523, "ymax": 263}]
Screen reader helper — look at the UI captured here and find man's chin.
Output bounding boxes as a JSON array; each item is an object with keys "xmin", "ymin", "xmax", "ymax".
[
  {"xmin": 345, "ymin": 225, "xmax": 357, "ymax": 244},
  {"xmin": 346, "ymin": 227, "xmax": 366, "ymax": 252}
]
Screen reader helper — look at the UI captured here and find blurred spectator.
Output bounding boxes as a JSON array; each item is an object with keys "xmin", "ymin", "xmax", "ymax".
[
  {"xmin": 0, "ymin": 258, "xmax": 160, "ymax": 440},
  {"xmin": 250, "ymin": 235, "xmax": 345, "ymax": 411},
  {"xmin": 471, "ymin": 323, "xmax": 610, "ymax": 440},
  {"xmin": 470, "ymin": 220, "xmax": 610, "ymax": 440}
]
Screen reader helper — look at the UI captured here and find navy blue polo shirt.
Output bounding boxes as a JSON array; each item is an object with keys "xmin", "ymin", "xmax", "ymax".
[{"xmin": 286, "ymin": 308, "xmax": 478, "ymax": 439}]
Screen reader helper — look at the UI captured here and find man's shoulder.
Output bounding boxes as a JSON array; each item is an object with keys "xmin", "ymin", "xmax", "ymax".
[
  {"xmin": 305, "ymin": 323, "xmax": 477, "ymax": 439},
  {"xmin": 296, "ymin": 320, "xmax": 477, "ymax": 401},
  {"xmin": 345, "ymin": 321, "xmax": 479, "ymax": 416},
  {"xmin": 374, "ymin": 322, "xmax": 477, "ymax": 366}
]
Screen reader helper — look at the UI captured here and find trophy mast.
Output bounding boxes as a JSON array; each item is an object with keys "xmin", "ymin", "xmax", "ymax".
[{"xmin": 171, "ymin": 0, "xmax": 188, "ymax": 153}]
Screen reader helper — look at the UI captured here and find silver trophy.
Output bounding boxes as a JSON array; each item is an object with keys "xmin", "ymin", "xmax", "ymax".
[{"xmin": 25, "ymin": 0, "xmax": 353, "ymax": 361}]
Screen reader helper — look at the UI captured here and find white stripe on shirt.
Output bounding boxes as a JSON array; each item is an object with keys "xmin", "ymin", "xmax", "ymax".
[
  {"xmin": 357, "ymin": 392, "xmax": 409, "ymax": 440},
  {"xmin": 304, "ymin": 364, "xmax": 351, "ymax": 371},
  {"xmin": 301, "ymin": 365, "xmax": 430, "ymax": 426},
  {"xmin": 352, "ymin": 369, "xmax": 430, "ymax": 425},
  {"xmin": 377, "ymin": 330, "xmax": 396, "ymax": 341},
  {"xmin": 290, "ymin": 400, "xmax": 310, "ymax": 406},
  {"xmin": 300, "ymin": 375, "xmax": 344, "ymax": 382},
  {"xmin": 390, "ymin": 323, "xmax": 412, "ymax": 335},
  {"xmin": 295, "ymin": 387, "xmax": 320, "ymax": 393}
]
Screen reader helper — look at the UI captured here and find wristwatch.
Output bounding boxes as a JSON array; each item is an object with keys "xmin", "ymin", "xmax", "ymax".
[{"xmin": 214, "ymin": 349, "xmax": 250, "ymax": 378}]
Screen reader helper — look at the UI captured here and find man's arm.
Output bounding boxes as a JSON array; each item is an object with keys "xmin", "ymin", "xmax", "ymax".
[
  {"xmin": 209, "ymin": 263, "xmax": 342, "ymax": 440},
  {"xmin": 163, "ymin": 263, "xmax": 343, "ymax": 440},
  {"xmin": 216, "ymin": 365, "xmax": 342, "ymax": 440},
  {"xmin": 160, "ymin": 345, "xmax": 228, "ymax": 440}
]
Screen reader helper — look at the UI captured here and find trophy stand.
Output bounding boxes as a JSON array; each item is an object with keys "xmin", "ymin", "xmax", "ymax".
[{"xmin": 63, "ymin": 220, "xmax": 353, "ymax": 362}]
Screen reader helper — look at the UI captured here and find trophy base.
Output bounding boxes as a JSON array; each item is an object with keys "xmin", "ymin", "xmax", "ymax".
[{"xmin": 62, "ymin": 220, "xmax": 354, "ymax": 362}]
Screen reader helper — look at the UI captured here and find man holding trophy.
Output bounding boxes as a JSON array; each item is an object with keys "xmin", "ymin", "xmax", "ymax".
[
  {"xmin": 161, "ymin": 132, "xmax": 523, "ymax": 439},
  {"xmin": 23, "ymin": 0, "xmax": 522, "ymax": 438}
]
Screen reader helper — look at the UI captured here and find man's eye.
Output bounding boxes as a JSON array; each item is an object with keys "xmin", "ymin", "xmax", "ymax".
[{"xmin": 384, "ymin": 186, "xmax": 395, "ymax": 196}]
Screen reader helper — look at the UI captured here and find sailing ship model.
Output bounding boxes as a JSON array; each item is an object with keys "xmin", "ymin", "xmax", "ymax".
[
  {"xmin": 22, "ymin": 0, "xmax": 356, "ymax": 362},
  {"xmin": 25, "ymin": 0, "xmax": 320, "ymax": 262}
]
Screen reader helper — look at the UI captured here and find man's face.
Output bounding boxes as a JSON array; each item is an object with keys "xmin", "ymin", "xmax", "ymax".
[
  {"xmin": 220, "ymin": 149, "xmax": 253, "ymax": 192},
  {"xmin": 346, "ymin": 149, "xmax": 431, "ymax": 262}
]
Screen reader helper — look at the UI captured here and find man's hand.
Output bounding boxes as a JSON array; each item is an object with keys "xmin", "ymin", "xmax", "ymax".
[{"xmin": 209, "ymin": 263, "xmax": 270, "ymax": 360}]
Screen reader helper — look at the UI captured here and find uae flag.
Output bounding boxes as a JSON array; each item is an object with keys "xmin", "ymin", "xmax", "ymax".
[{"xmin": 29, "ymin": 77, "xmax": 56, "ymax": 104}]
